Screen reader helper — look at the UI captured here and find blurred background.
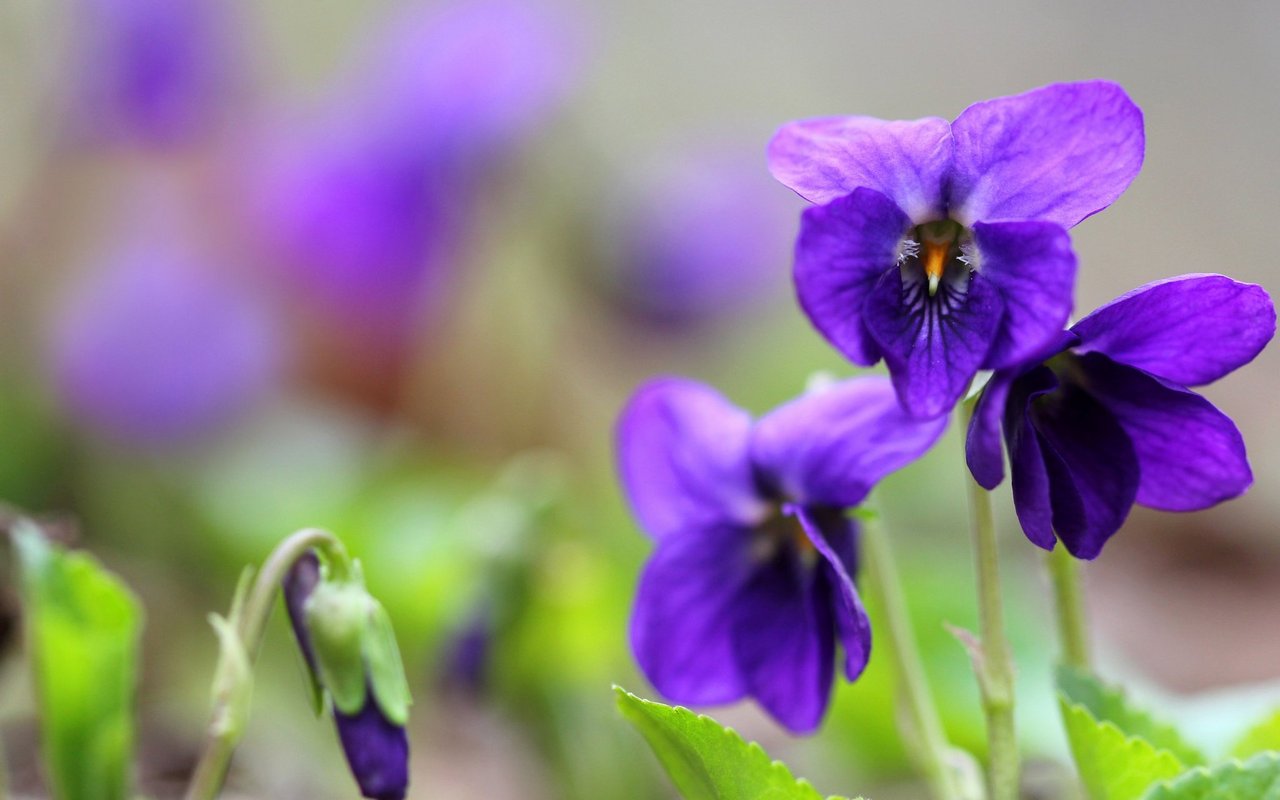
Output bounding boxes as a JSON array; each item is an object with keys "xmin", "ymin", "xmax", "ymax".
[{"xmin": 0, "ymin": 0, "xmax": 1278, "ymax": 797}]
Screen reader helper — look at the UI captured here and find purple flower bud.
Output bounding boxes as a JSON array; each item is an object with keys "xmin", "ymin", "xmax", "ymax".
[{"xmin": 48, "ymin": 242, "xmax": 279, "ymax": 447}]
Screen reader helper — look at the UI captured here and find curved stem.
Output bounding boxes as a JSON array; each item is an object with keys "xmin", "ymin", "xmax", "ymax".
[
  {"xmin": 1046, "ymin": 543, "xmax": 1091, "ymax": 671},
  {"xmin": 184, "ymin": 529, "xmax": 350, "ymax": 800},
  {"xmin": 959, "ymin": 401, "xmax": 1019, "ymax": 800},
  {"xmin": 861, "ymin": 507, "xmax": 962, "ymax": 800}
]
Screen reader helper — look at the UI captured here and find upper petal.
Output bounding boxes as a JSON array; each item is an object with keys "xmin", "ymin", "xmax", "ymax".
[
  {"xmin": 616, "ymin": 378, "xmax": 765, "ymax": 539},
  {"xmin": 972, "ymin": 220, "xmax": 1077, "ymax": 369},
  {"xmin": 767, "ymin": 115, "xmax": 952, "ymax": 222},
  {"xmin": 949, "ymin": 81, "xmax": 1144, "ymax": 228},
  {"xmin": 1077, "ymin": 353, "xmax": 1252, "ymax": 512},
  {"xmin": 1070, "ymin": 275, "xmax": 1276, "ymax": 387},
  {"xmin": 794, "ymin": 187, "xmax": 911, "ymax": 366},
  {"xmin": 863, "ymin": 268, "xmax": 1003, "ymax": 418},
  {"xmin": 792, "ymin": 506, "xmax": 871, "ymax": 682},
  {"xmin": 751, "ymin": 376, "xmax": 950, "ymax": 508},
  {"xmin": 966, "ymin": 370, "xmax": 1016, "ymax": 490},
  {"xmin": 630, "ymin": 523, "xmax": 756, "ymax": 706},
  {"xmin": 1004, "ymin": 367, "xmax": 1060, "ymax": 549}
]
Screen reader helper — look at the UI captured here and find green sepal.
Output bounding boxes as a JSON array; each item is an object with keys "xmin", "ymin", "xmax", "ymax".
[
  {"xmin": 362, "ymin": 600, "xmax": 412, "ymax": 726},
  {"xmin": 14, "ymin": 521, "xmax": 143, "ymax": 800},
  {"xmin": 207, "ymin": 613, "xmax": 253, "ymax": 738},
  {"xmin": 304, "ymin": 579, "xmax": 370, "ymax": 715},
  {"xmin": 1140, "ymin": 752, "xmax": 1280, "ymax": 799},
  {"xmin": 614, "ymin": 687, "xmax": 858, "ymax": 800}
]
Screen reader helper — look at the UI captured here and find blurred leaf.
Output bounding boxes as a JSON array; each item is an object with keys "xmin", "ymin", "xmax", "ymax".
[
  {"xmin": 1057, "ymin": 667, "xmax": 1202, "ymax": 800},
  {"xmin": 1140, "ymin": 753, "xmax": 1280, "ymax": 799},
  {"xmin": 614, "ymin": 687, "xmax": 858, "ymax": 800},
  {"xmin": 1230, "ymin": 710, "xmax": 1280, "ymax": 759},
  {"xmin": 14, "ymin": 522, "xmax": 142, "ymax": 800}
]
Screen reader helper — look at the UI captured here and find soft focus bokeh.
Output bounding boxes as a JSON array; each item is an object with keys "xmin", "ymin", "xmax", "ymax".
[{"xmin": 1, "ymin": 1, "xmax": 1278, "ymax": 797}]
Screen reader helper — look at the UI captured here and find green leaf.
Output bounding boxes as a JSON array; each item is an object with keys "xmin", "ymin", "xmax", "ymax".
[
  {"xmin": 14, "ymin": 523, "xmax": 143, "ymax": 800},
  {"xmin": 1056, "ymin": 666, "xmax": 1204, "ymax": 800},
  {"xmin": 614, "ymin": 687, "xmax": 859, "ymax": 800},
  {"xmin": 1140, "ymin": 752, "xmax": 1280, "ymax": 799},
  {"xmin": 1230, "ymin": 709, "xmax": 1280, "ymax": 759}
]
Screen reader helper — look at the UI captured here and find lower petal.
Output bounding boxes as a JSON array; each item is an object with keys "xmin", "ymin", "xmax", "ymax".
[
  {"xmin": 1078, "ymin": 354, "xmax": 1252, "ymax": 511},
  {"xmin": 864, "ymin": 266, "xmax": 1003, "ymax": 418},
  {"xmin": 1004, "ymin": 367, "xmax": 1059, "ymax": 549},
  {"xmin": 630, "ymin": 524, "xmax": 755, "ymax": 705}
]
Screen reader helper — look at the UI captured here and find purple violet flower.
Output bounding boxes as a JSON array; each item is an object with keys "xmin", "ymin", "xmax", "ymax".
[
  {"xmin": 617, "ymin": 375, "xmax": 948, "ymax": 732},
  {"xmin": 284, "ymin": 553, "xmax": 410, "ymax": 800},
  {"xmin": 966, "ymin": 274, "xmax": 1275, "ymax": 559},
  {"xmin": 769, "ymin": 81, "xmax": 1145, "ymax": 418}
]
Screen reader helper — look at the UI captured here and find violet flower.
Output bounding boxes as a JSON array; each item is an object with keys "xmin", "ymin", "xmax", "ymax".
[
  {"xmin": 617, "ymin": 376, "xmax": 948, "ymax": 732},
  {"xmin": 770, "ymin": 81, "xmax": 1145, "ymax": 418},
  {"xmin": 284, "ymin": 553, "xmax": 411, "ymax": 800},
  {"xmin": 966, "ymin": 275, "xmax": 1275, "ymax": 559}
]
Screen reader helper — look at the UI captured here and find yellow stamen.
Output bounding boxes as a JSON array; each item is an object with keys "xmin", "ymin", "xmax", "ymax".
[{"xmin": 923, "ymin": 240, "xmax": 947, "ymax": 297}]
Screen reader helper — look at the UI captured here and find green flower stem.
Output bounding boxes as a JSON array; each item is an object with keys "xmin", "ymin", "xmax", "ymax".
[
  {"xmin": 1046, "ymin": 542, "xmax": 1091, "ymax": 671},
  {"xmin": 959, "ymin": 401, "xmax": 1019, "ymax": 800},
  {"xmin": 184, "ymin": 528, "xmax": 351, "ymax": 800},
  {"xmin": 861, "ymin": 506, "xmax": 962, "ymax": 800}
]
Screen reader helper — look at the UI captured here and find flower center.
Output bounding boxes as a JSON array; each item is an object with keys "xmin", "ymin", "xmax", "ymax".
[
  {"xmin": 753, "ymin": 506, "xmax": 818, "ymax": 566},
  {"xmin": 898, "ymin": 219, "xmax": 974, "ymax": 297}
]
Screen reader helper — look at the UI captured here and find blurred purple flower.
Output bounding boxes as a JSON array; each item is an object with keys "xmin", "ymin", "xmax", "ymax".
[
  {"xmin": 966, "ymin": 275, "xmax": 1275, "ymax": 559},
  {"xmin": 49, "ymin": 243, "xmax": 279, "ymax": 446},
  {"xmin": 599, "ymin": 149, "xmax": 797, "ymax": 325},
  {"xmin": 616, "ymin": 376, "xmax": 947, "ymax": 732},
  {"xmin": 69, "ymin": 0, "xmax": 233, "ymax": 145},
  {"xmin": 770, "ymin": 82, "xmax": 1144, "ymax": 418}
]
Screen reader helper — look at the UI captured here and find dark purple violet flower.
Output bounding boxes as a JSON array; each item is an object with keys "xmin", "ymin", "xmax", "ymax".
[
  {"xmin": 966, "ymin": 274, "xmax": 1275, "ymax": 559},
  {"xmin": 69, "ymin": 0, "xmax": 234, "ymax": 146},
  {"xmin": 49, "ymin": 244, "xmax": 279, "ymax": 446},
  {"xmin": 617, "ymin": 376, "xmax": 948, "ymax": 732},
  {"xmin": 770, "ymin": 82, "xmax": 1145, "ymax": 418},
  {"xmin": 284, "ymin": 554, "xmax": 411, "ymax": 800}
]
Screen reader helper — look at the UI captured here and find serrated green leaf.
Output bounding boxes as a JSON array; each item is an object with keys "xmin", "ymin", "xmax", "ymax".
[
  {"xmin": 1058, "ymin": 667, "xmax": 1206, "ymax": 765},
  {"xmin": 614, "ymin": 687, "xmax": 859, "ymax": 800},
  {"xmin": 1059, "ymin": 697, "xmax": 1187, "ymax": 800},
  {"xmin": 1140, "ymin": 752, "xmax": 1280, "ymax": 799},
  {"xmin": 1230, "ymin": 709, "xmax": 1280, "ymax": 759},
  {"xmin": 14, "ymin": 523, "xmax": 142, "ymax": 800}
]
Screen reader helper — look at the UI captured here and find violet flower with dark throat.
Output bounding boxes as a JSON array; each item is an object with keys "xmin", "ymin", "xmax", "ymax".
[
  {"xmin": 617, "ymin": 376, "xmax": 948, "ymax": 732},
  {"xmin": 966, "ymin": 275, "xmax": 1275, "ymax": 559},
  {"xmin": 770, "ymin": 81, "xmax": 1144, "ymax": 418}
]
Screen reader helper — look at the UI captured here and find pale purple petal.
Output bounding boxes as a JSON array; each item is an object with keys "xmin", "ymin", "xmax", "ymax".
[
  {"xmin": 1004, "ymin": 367, "xmax": 1059, "ymax": 549},
  {"xmin": 792, "ymin": 507, "xmax": 870, "ymax": 681},
  {"xmin": 1031, "ymin": 381, "xmax": 1140, "ymax": 559},
  {"xmin": 971, "ymin": 220, "xmax": 1077, "ymax": 369},
  {"xmin": 949, "ymin": 81, "xmax": 1144, "ymax": 228},
  {"xmin": 967, "ymin": 371, "xmax": 1016, "ymax": 490},
  {"xmin": 751, "ymin": 376, "xmax": 949, "ymax": 507},
  {"xmin": 1078, "ymin": 354, "xmax": 1252, "ymax": 512},
  {"xmin": 1070, "ymin": 275, "xmax": 1276, "ymax": 387},
  {"xmin": 794, "ymin": 188, "xmax": 910, "ymax": 365},
  {"xmin": 334, "ymin": 689, "xmax": 410, "ymax": 800},
  {"xmin": 731, "ymin": 544, "xmax": 834, "ymax": 733},
  {"xmin": 864, "ymin": 268, "xmax": 1003, "ymax": 418},
  {"xmin": 630, "ymin": 524, "xmax": 755, "ymax": 705},
  {"xmin": 616, "ymin": 379, "xmax": 764, "ymax": 539},
  {"xmin": 767, "ymin": 116, "xmax": 952, "ymax": 221}
]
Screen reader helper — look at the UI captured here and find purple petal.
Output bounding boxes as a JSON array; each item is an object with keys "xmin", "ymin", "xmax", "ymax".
[
  {"xmin": 630, "ymin": 524, "xmax": 755, "ymax": 705},
  {"xmin": 794, "ymin": 188, "xmax": 911, "ymax": 365},
  {"xmin": 1078, "ymin": 354, "xmax": 1252, "ymax": 512},
  {"xmin": 792, "ymin": 507, "xmax": 870, "ymax": 682},
  {"xmin": 767, "ymin": 116, "xmax": 952, "ymax": 221},
  {"xmin": 284, "ymin": 551, "xmax": 322, "ymax": 673},
  {"xmin": 949, "ymin": 81, "xmax": 1144, "ymax": 228},
  {"xmin": 1070, "ymin": 275, "xmax": 1276, "ymax": 387},
  {"xmin": 1031, "ymin": 381, "xmax": 1140, "ymax": 559},
  {"xmin": 751, "ymin": 376, "xmax": 949, "ymax": 507},
  {"xmin": 616, "ymin": 379, "xmax": 765, "ymax": 539},
  {"xmin": 1004, "ymin": 367, "xmax": 1060, "ymax": 549},
  {"xmin": 731, "ymin": 542, "xmax": 835, "ymax": 733},
  {"xmin": 966, "ymin": 371, "xmax": 1017, "ymax": 490},
  {"xmin": 334, "ymin": 691, "xmax": 410, "ymax": 800},
  {"xmin": 863, "ymin": 268, "xmax": 1003, "ymax": 418},
  {"xmin": 971, "ymin": 220, "xmax": 1077, "ymax": 369}
]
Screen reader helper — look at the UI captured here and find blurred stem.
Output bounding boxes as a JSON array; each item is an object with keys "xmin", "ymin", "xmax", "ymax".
[
  {"xmin": 0, "ymin": 737, "xmax": 9, "ymax": 800},
  {"xmin": 959, "ymin": 400, "xmax": 1019, "ymax": 800},
  {"xmin": 184, "ymin": 528, "xmax": 351, "ymax": 800},
  {"xmin": 1046, "ymin": 543, "xmax": 1091, "ymax": 671},
  {"xmin": 861, "ymin": 505, "xmax": 962, "ymax": 800}
]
